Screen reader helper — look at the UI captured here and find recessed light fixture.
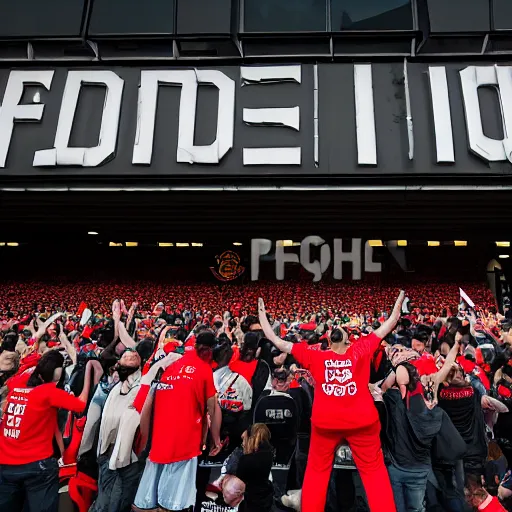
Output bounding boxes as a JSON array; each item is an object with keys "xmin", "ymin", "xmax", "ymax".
[
  {"xmin": 88, "ymin": 231, "xmax": 98, "ymax": 236},
  {"xmin": 233, "ymin": 242, "xmax": 243, "ymax": 246},
  {"xmin": 499, "ymin": 254, "xmax": 510, "ymax": 259},
  {"xmin": 454, "ymin": 241, "xmax": 467, "ymax": 247},
  {"xmin": 158, "ymin": 243, "xmax": 173, "ymax": 247},
  {"xmin": 428, "ymin": 241, "xmax": 440, "ymax": 247},
  {"xmin": 191, "ymin": 243, "xmax": 203, "ymax": 247},
  {"xmin": 397, "ymin": 240, "xmax": 407, "ymax": 247},
  {"xmin": 109, "ymin": 242, "xmax": 123, "ymax": 247},
  {"xmin": 125, "ymin": 242, "xmax": 138, "ymax": 247},
  {"xmin": 496, "ymin": 242, "xmax": 511, "ymax": 248},
  {"xmin": 368, "ymin": 240, "xmax": 383, "ymax": 247},
  {"xmin": 176, "ymin": 243, "xmax": 190, "ymax": 247}
]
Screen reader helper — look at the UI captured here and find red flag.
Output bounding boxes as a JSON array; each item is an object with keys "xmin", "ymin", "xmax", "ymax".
[{"xmin": 77, "ymin": 302, "xmax": 88, "ymax": 317}]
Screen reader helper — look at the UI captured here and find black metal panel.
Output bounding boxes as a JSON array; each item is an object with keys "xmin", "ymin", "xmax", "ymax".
[
  {"xmin": 242, "ymin": 35, "xmax": 331, "ymax": 57},
  {"xmin": 425, "ymin": 0, "xmax": 490, "ymax": 33},
  {"xmin": 493, "ymin": 0, "xmax": 512, "ymax": 31},
  {"xmin": 0, "ymin": 0, "xmax": 85, "ymax": 38},
  {"xmin": 0, "ymin": 62, "xmax": 512, "ymax": 178},
  {"xmin": 0, "ymin": 191, "xmax": 511, "ymax": 241},
  {"xmin": 332, "ymin": 35, "xmax": 412, "ymax": 55},
  {"xmin": 88, "ymin": 0, "xmax": 175, "ymax": 37},
  {"xmin": 176, "ymin": 0, "xmax": 233, "ymax": 35},
  {"xmin": 242, "ymin": 0, "xmax": 327, "ymax": 32},
  {"xmin": 330, "ymin": 0, "xmax": 413, "ymax": 31}
]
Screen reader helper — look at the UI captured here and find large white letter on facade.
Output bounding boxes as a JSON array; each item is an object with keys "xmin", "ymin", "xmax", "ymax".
[
  {"xmin": 333, "ymin": 239, "xmax": 362, "ymax": 280},
  {"xmin": 460, "ymin": 65, "xmax": 512, "ymax": 163},
  {"xmin": 0, "ymin": 70, "xmax": 54, "ymax": 168},
  {"xmin": 275, "ymin": 240, "xmax": 300, "ymax": 280},
  {"xmin": 251, "ymin": 239, "xmax": 272, "ymax": 281},
  {"xmin": 428, "ymin": 66, "xmax": 455, "ymax": 163},
  {"xmin": 300, "ymin": 236, "xmax": 331, "ymax": 282},
  {"xmin": 241, "ymin": 65, "xmax": 302, "ymax": 166},
  {"xmin": 364, "ymin": 242, "xmax": 382, "ymax": 273},
  {"xmin": 34, "ymin": 71, "xmax": 124, "ymax": 167},
  {"xmin": 133, "ymin": 69, "xmax": 235, "ymax": 165},
  {"xmin": 354, "ymin": 64, "xmax": 377, "ymax": 165}
]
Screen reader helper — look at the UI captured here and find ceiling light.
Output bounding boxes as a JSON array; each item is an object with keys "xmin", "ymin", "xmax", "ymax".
[
  {"xmin": 454, "ymin": 240, "xmax": 467, "ymax": 247},
  {"xmin": 109, "ymin": 242, "xmax": 122, "ymax": 247},
  {"xmin": 397, "ymin": 240, "xmax": 407, "ymax": 247},
  {"xmin": 368, "ymin": 240, "xmax": 383, "ymax": 247},
  {"xmin": 499, "ymin": 254, "xmax": 510, "ymax": 259},
  {"xmin": 281, "ymin": 240, "xmax": 294, "ymax": 247},
  {"xmin": 158, "ymin": 243, "xmax": 173, "ymax": 247},
  {"xmin": 292, "ymin": 242, "xmax": 301, "ymax": 247},
  {"xmin": 176, "ymin": 243, "xmax": 190, "ymax": 247},
  {"xmin": 496, "ymin": 242, "xmax": 510, "ymax": 248},
  {"xmin": 233, "ymin": 242, "xmax": 243, "ymax": 246},
  {"xmin": 428, "ymin": 241, "xmax": 440, "ymax": 247},
  {"xmin": 6, "ymin": 242, "xmax": 19, "ymax": 247},
  {"xmin": 191, "ymin": 243, "xmax": 203, "ymax": 247},
  {"xmin": 125, "ymin": 242, "xmax": 138, "ymax": 247},
  {"xmin": 88, "ymin": 231, "xmax": 98, "ymax": 236},
  {"xmin": 0, "ymin": 243, "xmax": 4, "ymax": 247}
]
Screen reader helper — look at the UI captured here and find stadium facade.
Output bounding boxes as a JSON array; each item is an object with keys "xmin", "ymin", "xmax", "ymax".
[{"xmin": 0, "ymin": 0, "xmax": 511, "ymax": 300}]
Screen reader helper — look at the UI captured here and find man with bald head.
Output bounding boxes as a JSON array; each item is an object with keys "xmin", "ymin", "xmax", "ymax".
[{"xmin": 200, "ymin": 474, "xmax": 245, "ymax": 511}]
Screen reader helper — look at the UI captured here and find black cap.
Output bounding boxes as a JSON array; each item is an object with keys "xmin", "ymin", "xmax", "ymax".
[{"xmin": 196, "ymin": 331, "xmax": 217, "ymax": 348}]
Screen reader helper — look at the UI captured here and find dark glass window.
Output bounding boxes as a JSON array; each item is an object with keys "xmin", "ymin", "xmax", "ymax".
[
  {"xmin": 425, "ymin": 0, "xmax": 489, "ymax": 33},
  {"xmin": 243, "ymin": 0, "xmax": 327, "ymax": 32},
  {"xmin": 330, "ymin": 0, "xmax": 412, "ymax": 31},
  {"xmin": 493, "ymin": 0, "xmax": 512, "ymax": 30},
  {"xmin": 177, "ymin": 0, "xmax": 232, "ymax": 35},
  {"xmin": 0, "ymin": 0, "xmax": 85, "ymax": 38},
  {"xmin": 88, "ymin": 0, "xmax": 175, "ymax": 36}
]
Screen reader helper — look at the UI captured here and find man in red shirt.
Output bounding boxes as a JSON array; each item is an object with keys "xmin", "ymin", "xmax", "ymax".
[
  {"xmin": 258, "ymin": 291, "xmax": 406, "ymax": 512},
  {"xmin": 0, "ymin": 350, "xmax": 89, "ymax": 512},
  {"xmin": 133, "ymin": 331, "xmax": 222, "ymax": 512}
]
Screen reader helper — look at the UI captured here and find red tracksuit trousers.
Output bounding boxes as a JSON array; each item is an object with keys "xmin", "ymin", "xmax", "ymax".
[{"xmin": 301, "ymin": 421, "xmax": 396, "ymax": 512}]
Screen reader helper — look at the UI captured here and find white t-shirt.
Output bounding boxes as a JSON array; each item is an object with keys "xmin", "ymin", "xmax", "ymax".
[{"xmin": 214, "ymin": 366, "xmax": 252, "ymax": 413}]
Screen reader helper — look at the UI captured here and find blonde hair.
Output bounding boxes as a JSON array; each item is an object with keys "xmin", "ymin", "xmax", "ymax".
[{"xmin": 244, "ymin": 423, "xmax": 271, "ymax": 455}]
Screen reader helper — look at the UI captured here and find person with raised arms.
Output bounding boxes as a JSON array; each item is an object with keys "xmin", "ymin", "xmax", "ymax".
[{"xmin": 257, "ymin": 290, "xmax": 406, "ymax": 512}]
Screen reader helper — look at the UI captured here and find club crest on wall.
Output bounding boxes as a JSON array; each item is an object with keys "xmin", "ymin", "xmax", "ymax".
[{"xmin": 210, "ymin": 250, "xmax": 245, "ymax": 281}]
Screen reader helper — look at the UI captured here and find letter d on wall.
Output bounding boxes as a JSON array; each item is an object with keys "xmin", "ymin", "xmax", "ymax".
[{"xmin": 34, "ymin": 71, "xmax": 124, "ymax": 167}]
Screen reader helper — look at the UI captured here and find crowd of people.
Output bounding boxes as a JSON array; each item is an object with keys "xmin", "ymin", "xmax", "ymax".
[{"xmin": 0, "ymin": 278, "xmax": 511, "ymax": 512}]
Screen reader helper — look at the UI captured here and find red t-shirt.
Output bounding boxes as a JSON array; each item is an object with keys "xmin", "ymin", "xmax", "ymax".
[
  {"xmin": 0, "ymin": 381, "xmax": 85, "ymax": 465},
  {"xmin": 291, "ymin": 333, "xmax": 382, "ymax": 430},
  {"xmin": 149, "ymin": 351, "xmax": 217, "ymax": 464}
]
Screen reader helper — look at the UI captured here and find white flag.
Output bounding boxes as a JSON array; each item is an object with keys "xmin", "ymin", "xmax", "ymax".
[
  {"xmin": 459, "ymin": 288, "xmax": 475, "ymax": 308},
  {"xmin": 80, "ymin": 308, "xmax": 92, "ymax": 326},
  {"xmin": 402, "ymin": 296, "xmax": 410, "ymax": 314}
]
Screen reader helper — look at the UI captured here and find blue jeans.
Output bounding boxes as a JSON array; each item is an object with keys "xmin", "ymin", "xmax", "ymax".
[
  {"xmin": 388, "ymin": 464, "xmax": 429, "ymax": 512},
  {"xmin": 0, "ymin": 457, "xmax": 59, "ymax": 512}
]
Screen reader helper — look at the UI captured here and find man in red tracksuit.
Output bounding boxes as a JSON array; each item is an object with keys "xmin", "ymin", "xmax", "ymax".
[{"xmin": 258, "ymin": 291, "xmax": 405, "ymax": 512}]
